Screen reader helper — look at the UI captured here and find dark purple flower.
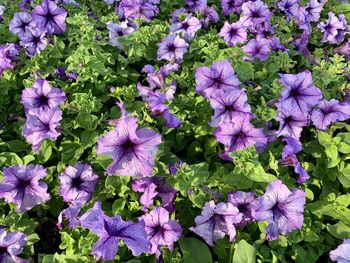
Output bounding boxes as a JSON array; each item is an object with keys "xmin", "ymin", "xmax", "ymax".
[
  {"xmin": 277, "ymin": 71, "xmax": 322, "ymax": 116},
  {"xmin": 20, "ymin": 27, "xmax": 47, "ymax": 56},
  {"xmin": 240, "ymin": 0, "xmax": 271, "ymax": 28},
  {"xmin": 107, "ymin": 20, "xmax": 136, "ymax": 49},
  {"xmin": 58, "ymin": 163, "xmax": 99, "ymax": 204},
  {"xmin": 311, "ymin": 99, "xmax": 350, "ymax": 130},
  {"xmin": 9, "ymin": 12, "xmax": 33, "ymax": 37},
  {"xmin": 141, "ymin": 206, "xmax": 182, "ymax": 257},
  {"xmin": 215, "ymin": 114, "xmax": 267, "ymax": 154},
  {"xmin": 201, "ymin": 6, "xmax": 219, "ymax": 28},
  {"xmin": 79, "ymin": 202, "xmax": 150, "ymax": 260},
  {"xmin": 305, "ymin": 0, "xmax": 324, "ymax": 22},
  {"xmin": 219, "ymin": 21, "xmax": 247, "ymax": 47},
  {"xmin": 0, "ymin": 164, "xmax": 50, "ymax": 212},
  {"xmin": 57, "ymin": 203, "xmax": 82, "ymax": 229},
  {"xmin": 22, "ymin": 107, "xmax": 62, "ymax": 152},
  {"xmin": 278, "ymin": 0, "xmax": 299, "ymax": 21},
  {"xmin": 118, "ymin": 0, "xmax": 159, "ymax": 22},
  {"xmin": 221, "ymin": 0, "xmax": 244, "ymax": 16},
  {"xmin": 242, "ymin": 37, "xmax": 271, "ymax": 61},
  {"xmin": 208, "ymin": 89, "xmax": 252, "ymax": 127},
  {"xmin": 157, "ymin": 35, "xmax": 189, "ymax": 62},
  {"xmin": 190, "ymin": 201, "xmax": 242, "ymax": 246},
  {"xmin": 195, "ymin": 60, "xmax": 240, "ymax": 99},
  {"xmin": 186, "ymin": 0, "xmax": 207, "ymax": 12},
  {"xmin": 296, "ymin": 7, "xmax": 312, "ymax": 34},
  {"xmin": 21, "ymin": 79, "xmax": 66, "ymax": 112},
  {"xmin": 334, "ymin": 39, "xmax": 350, "ymax": 61},
  {"xmin": 0, "ymin": 229, "xmax": 27, "ymax": 262},
  {"xmin": 227, "ymin": 191, "xmax": 258, "ymax": 227},
  {"xmin": 329, "ymin": 239, "xmax": 350, "ymax": 262},
  {"xmin": 254, "ymin": 180, "xmax": 306, "ymax": 240},
  {"xmin": 96, "ymin": 103, "xmax": 161, "ymax": 177},
  {"xmin": 318, "ymin": 12, "xmax": 348, "ymax": 44},
  {"xmin": 275, "ymin": 109, "xmax": 308, "ymax": 139},
  {"xmin": 170, "ymin": 15, "xmax": 202, "ymax": 41}
]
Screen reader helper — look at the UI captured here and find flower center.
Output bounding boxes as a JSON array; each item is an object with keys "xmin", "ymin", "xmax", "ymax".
[
  {"xmin": 230, "ymin": 28, "xmax": 238, "ymax": 36},
  {"xmin": 71, "ymin": 177, "xmax": 82, "ymax": 189},
  {"xmin": 46, "ymin": 12, "xmax": 55, "ymax": 22},
  {"xmin": 168, "ymin": 44, "xmax": 176, "ymax": 52},
  {"xmin": 290, "ymin": 88, "xmax": 300, "ymax": 97},
  {"xmin": 121, "ymin": 139, "xmax": 134, "ymax": 151},
  {"xmin": 225, "ymin": 105, "xmax": 234, "ymax": 111},
  {"xmin": 38, "ymin": 95, "xmax": 49, "ymax": 106},
  {"xmin": 251, "ymin": 11, "xmax": 261, "ymax": 19},
  {"xmin": 117, "ymin": 30, "xmax": 124, "ymax": 37},
  {"xmin": 181, "ymin": 22, "xmax": 190, "ymax": 30},
  {"xmin": 0, "ymin": 246, "xmax": 7, "ymax": 254},
  {"xmin": 18, "ymin": 179, "xmax": 31, "ymax": 188},
  {"xmin": 237, "ymin": 203, "xmax": 249, "ymax": 214}
]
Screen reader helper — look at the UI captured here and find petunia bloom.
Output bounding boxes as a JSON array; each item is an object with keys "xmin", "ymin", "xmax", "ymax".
[
  {"xmin": 58, "ymin": 163, "xmax": 99, "ymax": 204},
  {"xmin": 186, "ymin": 0, "xmax": 207, "ymax": 12},
  {"xmin": 20, "ymin": 27, "xmax": 47, "ymax": 56},
  {"xmin": 0, "ymin": 44, "xmax": 20, "ymax": 77},
  {"xmin": 157, "ymin": 35, "xmax": 189, "ymax": 62},
  {"xmin": 31, "ymin": 0, "xmax": 67, "ymax": 35},
  {"xmin": 201, "ymin": 6, "xmax": 220, "ymax": 28},
  {"xmin": 305, "ymin": 0, "xmax": 324, "ymax": 22},
  {"xmin": 190, "ymin": 201, "xmax": 242, "ymax": 246},
  {"xmin": 240, "ymin": 0, "xmax": 271, "ymax": 28},
  {"xmin": 278, "ymin": 0, "xmax": 299, "ymax": 21},
  {"xmin": 141, "ymin": 206, "xmax": 182, "ymax": 257},
  {"xmin": 227, "ymin": 191, "xmax": 258, "ymax": 227},
  {"xmin": 275, "ymin": 109, "xmax": 308, "ymax": 139},
  {"xmin": 254, "ymin": 180, "xmax": 306, "ymax": 240},
  {"xmin": 57, "ymin": 203, "xmax": 82, "ymax": 229},
  {"xmin": 0, "ymin": 164, "xmax": 50, "ymax": 212},
  {"xmin": 107, "ymin": 20, "xmax": 136, "ymax": 49},
  {"xmin": 221, "ymin": 0, "xmax": 244, "ymax": 16},
  {"xmin": 0, "ymin": 6, "xmax": 5, "ymax": 23},
  {"xmin": 242, "ymin": 37, "xmax": 271, "ymax": 61},
  {"xmin": 170, "ymin": 15, "xmax": 202, "ymax": 41},
  {"xmin": 9, "ymin": 12, "xmax": 33, "ymax": 37},
  {"xmin": 79, "ymin": 202, "xmax": 150, "ymax": 260},
  {"xmin": 318, "ymin": 12, "xmax": 348, "ymax": 44},
  {"xmin": 20, "ymin": 79, "xmax": 66, "ymax": 112},
  {"xmin": 219, "ymin": 21, "xmax": 247, "ymax": 47},
  {"xmin": 96, "ymin": 103, "xmax": 161, "ymax": 177},
  {"xmin": 0, "ymin": 229, "xmax": 28, "ymax": 262},
  {"xmin": 329, "ymin": 239, "xmax": 350, "ymax": 263},
  {"xmin": 118, "ymin": 0, "xmax": 159, "ymax": 22}
]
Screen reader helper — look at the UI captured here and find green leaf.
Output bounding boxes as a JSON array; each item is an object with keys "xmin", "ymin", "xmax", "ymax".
[
  {"xmin": 325, "ymin": 144, "xmax": 340, "ymax": 168},
  {"xmin": 81, "ymin": 130, "xmax": 99, "ymax": 149},
  {"xmin": 338, "ymin": 164, "xmax": 350, "ymax": 187},
  {"xmin": 60, "ymin": 142, "xmax": 83, "ymax": 164},
  {"xmin": 234, "ymin": 61, "xmax": 254, "ymax": 81},
  {"xmin": 232, "ymin": 240, "xmax": 256, "ymax": 263},
  {"xmin": 6, "ymin": 140, "xmax": 27, "ymax": 152},
  {"xmin": 327, "ymin": 221, "xmax": 350, "ymax": 239},
  {"xmin": 179, "ymin": 238, "xmax": 212, "ymax": 263},
  {"xmin": 76, "ymin": 110, "xmax": 99, "ymax": 130},
  {"xmin": 318, "ymin": 131, "xmax": 332, "ymax": 147}
]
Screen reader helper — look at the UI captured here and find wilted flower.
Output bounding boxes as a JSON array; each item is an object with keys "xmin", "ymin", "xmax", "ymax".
[
  {"xmin": 334, "ymin": 39, "xmax": 350, "ymax": 61},
  {"xmin": 107, "ymin": 20, "xmax": 136, "ymax": 49},
  {"xmin": 9, "ymin": 12, "xmax": 32, "ymax": 37},
  {"xmin": 242, "ymin": 37, "xmax": 271, "ymax": 61},
  {"xmin": 0, "ymin": 164, "xmax": 50, "ymax": 212},
  {"xmin": 219, "ymin": 21, "xmax": 247, "ymax": 47},
  {"xmin": 227, "ymin": 191, "xmax": 258, "ymax": 227},
  {"xmin": 329, "ymin": 239, "xmax": 350, "ymax": 262},
  {"xmin": 318, "ymin": 12, "xmax": 348, "ymax": 44},
  {"xmin": 170, "ymin": 15, "xmax": 202, "ymax": 41},
  {"xmin": 157, "ymin": 35, "xmax": 189, "ymax": 62},
  {"xmin": 0, "ymin": 229, "xmax": 27, "ymax": 262}
]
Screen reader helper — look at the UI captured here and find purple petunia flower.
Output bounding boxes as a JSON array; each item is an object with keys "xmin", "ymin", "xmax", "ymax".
[
  {"xmin": 329, "ymin": 239, "xmax": 350, "ymax": 262},
  {"xmin": 277, "ymin": 71, "xmax": 322, "ymax": 116},
  {"xmin": 254, "ymin": 180, "xmax": 306, "ymax": 240},
  {"xmin": 141, "ymin": 206, "xmax": 182, "ymax": 257},
  {"xmin": 170, "ymin": 15, "xmax": 202, "ymax": 41},
  {"xmin": 31, "ymin": 0, "xmax": 67, "ymax": 35},
  {"xmin": 0, "ymin": 6, "xmax": 5, "ymax": 23},
  {"xmin": 55, "ymin": 67, "xmax": 78, "ymax": 82},
  {"xmin": 20, "ymin": 27, "xmax": 47, "ymax": 56},
  {"xmin": 278, "ymin": 0, "xmax": 299, "ymax": 21},
  {"xmin": 57, "ymin": 203, "xmax": 82, "ymax": 229},
  {"xmin": 195, "ymin": 60, "xmax": 240, "ymax": 99},
  {"xmin": 242, "ymin": 37, "xmax": 271, "ymax": 61},
  {"xmin": 19, "ymin": 0, "xmax": 34, "ymax": 11},
  {"xmin": 9, "ymin": 12, "xmax": 33, "ymax": 37},
  {"xmin": 22, "ymin": 107, "xmax": 62, "ymax": 152},
  {"xmin": 275, "ymin": 109, "xmax": 308, "ymax": 139},
  {"xmin": 190, "ymin": 201, "xmax": 242, "ymax": 246},
  {"xmin": 58, "ymin": 163, "xmax": 99, "ymax": 204},
  {"xmin": 107, "ymin": 20, "xmax": 136, "ymax": 49},
  {"xmin": 215, "ymin": 114, "xmax": 267, "ymax": 154},
  {"xmin": 170, "ymin": 8, "xmax": 189, "ymax": 23},
  {"xmin": 334, "ymin": 39, "xmax": 350, "ymax": 61},
  {"xmin": 221, "ymin": 0, "xmax": 244, "ymax": 16},
  {"xmin": 219, "ymin": 21, "xmax": 247, "ymax": 47},
  {"xmin": 96, "ymin": 103, "xmax": 161, "ymax": 177},
  {"xmin": 0, "ymin": 44, "xmax": 20, "ymax": 77},
  {"xmin": 118, "ymin": 0, "xmax": 159, "ymax": 22},
  {"xmin": 227, "ymin": 191, "xmax": 258, "ymax": 227},
  {"xmin": 208, "ymin": 89, "xmax": 252, "ymax": 127},
  {"xmin": 186, "ymin": 0, "xmax": 207, "ymax": 12},
  {"xmin": 240, "ymin": 0, "xmax": 271, "ymax": 28},
  {"xmin": 0, "ymin": 229, "xmax": 28, "ymax": 262},
  {"xmin": 201, "ymin": 6, "xmax": 219, "ymax": 29},
  {"xmin": 0, "ymin": 164, "xmax": 50, "ymax": 212},
  {"xmin": 311, "ymin": 99, "xmax": 350, "ymax": 130},
  {"xmin": 157, "ymin": 35, "xmax": 189, "ymax": 62},
  {"xmin": 79, "ymin": 201, "xmax": 150, "ymax": 260},
  {"xmin": 305, "ymin": 0, "xmax": 324, "ymax": 22},
  {"xmin": 21, "ymin": 79, "xmax": 66, "ymax": 112},
  {"xmin": 318, "ymin": 12, "xmax": 348, "ymax": 44}
]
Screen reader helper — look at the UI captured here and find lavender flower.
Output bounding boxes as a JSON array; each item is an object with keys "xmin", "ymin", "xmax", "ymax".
[
  {"xmin": 330, "ymin": 239, "xmax": 350, "ymax": 262},
  {"xmin": 157, "ymin": 35, "xmax": 189, "ymax": 62},
  {"xmin": 0, "ymin": 44, "xmax": 20, "ymax": 77},
  {"xmin": 278, "ymin": 0, "xmax": 299, "ymax": 21},
  {"xmin": 0, "ymin": 164, "xmax": 50, "ymax": 212},
  {"xmin": 107, "ymin": 20, "xmax": 136, "ymax": 49},
  {"xmin": 58, "ymin": 163, "xmax": 99, "ymax": 204},
  {"xmin": 318, "ymin": 12, "xmax": 348, "ymax": 44},
  {"xmin": 190, "ymin": 201, "xmax": 242, "ymax": 246},
  {"xmin": 305, "ymin": 0, "xmax": 324, "ymax": 22},
  {"xmin": 141, "ymin": 207, "xmax": 182, "ymax": 256},
  {"xmin": 118, "ymin": 0, "xmax": 159, "ymax": 22},
  {"xmin": 221, "ymin": 0, "xmax": 244, "ymax": 15},
  {"xmin": 334, "ymin": 39, "xmax": 350, "ymax": 61},
  {"xmin": 79, "ymin": 202, "xmax": 150, "ymax": 260},
  {"xmin": 22, "ymin": 107, "xmax": 62, "ymax": 152},
  {"xmin": 19, "ymin": 0, "xmax": 34, "ymax": 10},
  {"xmin": 242, "ymin": 37, "xmax": 271, "ymax": 61},
  {"xmin": 254, "ymin": 180, "xmax": 306, "ymax": 240},
  {"xmin": 201, "ymin": 6, "xmax": 219, "ymax": 28},
  {"xmin": 0, "ymin": 229, "xmax": 27, "ymax": 262},
  {"xmin": 311, "ymin": 99, "xmax": 350, "ymax": 130},
  {"xmin": 240, "ymin": 0, "xmax": 271, "ymax": 28},
  {"xmin": 21, "ymin": 79, "xmax": 66, "ymax": 112},
  {"xmin": 57, "ymin": 203, "xmax": 82, "ymax": 229},
  {"xmin": 275, "ymin": 109, "xmax": 308, "ymax": 139},
  {"xmin": 227, "ymin": 191, "xmax": 258, "ymax": 227},
  {"xmin": 219, "ymin": 21, "xmax": 247, "ymax": 47},
  {"xmin": 186, "ymin": 0, "xmax": 207, "ymax": 12},
  {"xmin": 195, "ymin": 60, "xmax": 240, "ymax": 99},
  {"xmin": 0, "ymin": 6, "xmax": 5, "ymax": 23},
  {"xmin": 20, "ymin": 27, "xmax": 47, "ymax": 56},
  {"xmin": 96, "ymin": 103, "xmax": 161, "ymax": 177},
  {"xmin": 170, "ymin": 15, "xmax": 202, "ymax": 41},
  {"xmin": 9, "ymin": 12, "xmax": 32, "ymax": 37}
]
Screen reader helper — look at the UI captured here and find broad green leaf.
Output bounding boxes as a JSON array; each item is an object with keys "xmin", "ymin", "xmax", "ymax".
[
  {"xmin": 232, "ymin": 240, "xmax": 256, "ymax": 263},
  {"xmin": 179, "ymin": 238, "xmax": 212, "ymax": 263}
]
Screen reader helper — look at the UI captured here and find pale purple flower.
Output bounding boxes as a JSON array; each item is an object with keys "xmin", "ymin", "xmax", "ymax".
[
  {"xmin": 31, "ymin": 0, "xmax": 67, "ymax": 35},
  {"xmin": 22, "ymin": 107, "xmax": 62, "ymax": 152},
  {"xmin": 277, "ymin": 71, "xmax": 323, "ymax": 116},
  {"xmin": 242, "ymin": 37, "xmax": 271, "ymax": 61},
  {"xmin": 254, "ymin": 180, "xmax": 306, "ymax": 240},
  {"xmin": 118, "ymin": 0, "xmax": 159, "ymax": 22},
  {"xmin": 0, "ymin": 229, "xmax": 27, "ymax": 262},
  {"xmin": 334, "ymin": 39, "xmax": 350, "ymax": 61},
  {"xmin": 240, "ymin": 0, "xmax": 271, "ymax": 28},
  {"xmin": 195, "ymin": 60, "xmax": 240, "ymax": 99},
  {"xmin": 0, "ymin": 6, "xmax": 5, "ymax": 23},
  {"xmin": 227, "ymin": 191, "xmax": 258, "ymax": 227},
  {"xmin": 0, "ymin": 44, "xmax": 20, "ymax": 76},
  {"xmin": 278, "ymin": 0, "xmax": 299, "ymax": 21},
  {"xmin": 170, "ymin": 8, "xmax": 189, "ymax": 23},
  {"xmin": 311, "ymin": 99, "xmax": 350, "ymax": 130},
  {"xmin": 221, "ymin": 0, "xmax": 244, "ymax": 15},
  {"xmin": 20, "ymin": 27, "xmax": 47, "ymax": 56},
  {"xmin": 201, "ymin": 6, "xmax": 219, "ymax": 28},
  {"xmin": 190, "ymin": 201, "xmax": 242, "ymax": 246},
  {"xmin": 107, "ymin": 20, "xmax": 136, "ymax": 48},
  {"xmin": 186, "ymin": 0, "xmax": 207, "ymax": 12},
  {"xmin": 79, "ymin": 202, "xmax": 150, "ymax": 260},
  {"xmin": 219, "ymin": 21, "xmax": 247, "ymax": 47},
  {"xmin": 141, "ymin": 207, "xmax": 182, "ymax": 257},
  {"xmin": 0, "ymin": 164, "xmax": 50, "ymax": 212},
  {"xmin": 296, "ymin": 7, "xmax": 312, "ymax": 34},
  {"xmin": 170, "ymin": 15, "xmax": 202, "ymax": 41},
  {"xmin": 57, "ymin": 203, "xmax": 82, "ymax": 229},
  {"xmin": 318, "ymin": 12, "xmax": 348, "ymax": 44},
  {"xmin": 21, "ymin": 79, "xmax": 66, "ymax": 112},
  {"xmin": 9, "ymin": 12, "xmax": 32, "ymax": 37},
  {"xmin": 330, "ymin": 239, "xmax": 350, "ymax": 262},
  {"xmin": 96, "ymin": 103, "xmax": 161, "ymax": 177},
  {"xmin": 275, "ymin": 109, "xmax": 308, "ymax": 139},
  {"xmin": 19, "ymin": 0, "xmax": 34, "ymax": 11},
  {"xmin": 58, "ymin": 163, "xmax": 99, "ymax": 204},
  {"xmin": 305, "ymin": 0, "xmax": 324, "ymax": 22},
  {"xmin": 157, "ymin": 35, "xmax": 189, "ymax": 62}
]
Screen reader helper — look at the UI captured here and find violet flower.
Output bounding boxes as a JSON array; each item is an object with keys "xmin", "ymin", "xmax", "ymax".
[
  {"xmin": 254, "ymin": 180, "xmax": 306, "ymax": 240},
  {"xmin": 318, "ymin": 12, "xmax": 348, "ymax": 44},
  {"xmin": 31, "ymin": 0, "xmax": 67, "ymax": 35},
  {"xmin": 221, "ymin": 0, "xmax": 244, "ymax": 16},
  {"xmin": 141, "ymin": 206, "xmax": 182, "ymax": 257},
  {"xmin": 170, "ymin": 15, "xmax": 202, "ymax": 41},
  {"xmin": 157, "ymin": 35, "xmax": 189, "ymax": 62},
  {"xmin": 107, "ymin": 20, "xmax": 136, "ymax": 49},
  {"xmin": 275, "ymin": 109, "xmax": 309, "ymax": 139},
  {"xmin": 9, "ymin": 12, "xmax": 32, "ymax": 37},
  {"xmin": 0, "ymin": 229, "xmax": 27, "ymax": 262},
  {"xmin": 0, "ymin": 44, "xmax": 20, "ymax": 77},
  {"xmin": 305, "ymin": 0, "xmax": 324, "ymax": 22},
  {"xmin": 190, "ymin": 201, "xmax": 242, "ymax": 246},
  {"xmin": 20, "ymin": 27, "xmax": 47, "ymax": 56},
  {"xmin": 227, "ymin": 191, "xmax": 258, "ymax": 227},
  {"xmin": 329, "ymin": 239, "xmax": 350, "ymax": 262},
  {"xmin": 79, "ymin": 202, "xmax": 150, "ymax": 260},
  {"xmin": 0, "ymin": 164, "xmax": 50, "ymax": 212},
  {"xmin": 278, "ymin": 0, "xmax": 299, "ymax": 21},
  {"xmin": 186, "ymin": 0, "xmax": 207, "ymax": 12},
  {"xmin": 242, "ymin": 37, "xmax": 271, "ymax": 61},
  {"xmin": 19, "ymin": 0, "xmax": 34, "ymax": 11},
  {"xmin": 201, "ymin": 6, "xmax": 219, "ymax": 29},
  {"xmin": 0, "ymin": 6, "xmax": 5, "ymax": 23},
  {"xmin": 195, "ymin": 59, "xmax": 241, "ymax": 99},
  {"xmin": 118, "ymin": 0, "xmax": 159, "ymax": 22},
  {"xmin": 334, "ymin": 39, "xmax": 350, "ymax": 61},
  {"xmin": 240, "ymin": 0, "xmax": 271, "ymax": 28},
  {"xmin": 219, "ymin": 21, "xmax": 247, "ymax": 47},
  {"xmin": 96, "ymin": 103, "xmax": 161, "ymax": 177},
  {"xmin": 57, "ymin": 203, "xmax": 82, "ymax": 229}
]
